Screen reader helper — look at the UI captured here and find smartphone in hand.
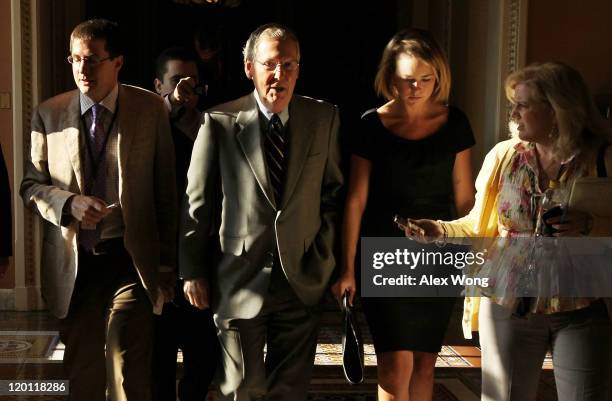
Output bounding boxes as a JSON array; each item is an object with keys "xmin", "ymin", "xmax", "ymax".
[
  {"xmin": 393, "ymin": 215, "xmax": 425, "ymax": 236},
  {"xmin": 393, "ymin": 215, "xmax": 409, "ymax": 230},
  {"xmin": 542, "ymin": 205, "xmax": 564, "ymax": 235}
]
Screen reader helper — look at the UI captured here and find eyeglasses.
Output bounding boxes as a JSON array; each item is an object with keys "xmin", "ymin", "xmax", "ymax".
[
  {"xmin": 67, "ymin": 54, "xmax": 113, "ymax": 67},
  {"xmin": 255, "ymin": 60, "xmax": 299, "ymax": 72}
]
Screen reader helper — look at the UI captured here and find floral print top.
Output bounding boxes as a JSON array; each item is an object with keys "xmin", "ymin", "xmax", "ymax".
[{"xmin": 487, "ymin": 141, "xmax": 593, "ymax": 313}]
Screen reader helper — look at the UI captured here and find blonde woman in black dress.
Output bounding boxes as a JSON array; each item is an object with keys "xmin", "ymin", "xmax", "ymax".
[{"xmin": 332, "ymin": 29, "xmax": 475, "ymax": 401}]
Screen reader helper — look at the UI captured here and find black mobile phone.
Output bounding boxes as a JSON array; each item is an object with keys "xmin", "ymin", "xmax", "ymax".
[
  {"xmin": 393, "ymin": 215, "xmax": 425, "ymax": 236},
  {"xmin": 542, "ymin": 205, "xmax": 564, "ymax": 235},
  {"xmin": 393, "ymin": 215, "xmax": 409, "ymax": 230}
]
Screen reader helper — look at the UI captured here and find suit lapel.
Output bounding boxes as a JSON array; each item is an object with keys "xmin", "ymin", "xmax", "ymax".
[
  {"xmin": 117, "ymin": 85, "xmax": 135, "ymax": 200},
  {"xmin": 235, "ymin": 94, "xmax": 276, "ymax": 209},
  {"xmin": 62, "ymin": 92, "xmax": 84, "ymax": 193},
  {"xmin": 281, "ymin": 98, "xmax": 315, "ymax": 208}
]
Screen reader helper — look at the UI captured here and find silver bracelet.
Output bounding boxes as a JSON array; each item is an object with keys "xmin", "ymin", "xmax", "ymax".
[{"xmin": 434, "ymin": 220, "xmax": 448, "ymax": 248}]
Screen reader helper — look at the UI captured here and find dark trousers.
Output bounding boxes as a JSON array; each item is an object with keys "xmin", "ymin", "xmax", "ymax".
[
  {"xmin": 152, "ymin": 283, "xmax": 220, "ymax": 401},
  {"xmin": 59, "ymin": 244, "xmax": 153, "ymax": 401},
  {"xmin": 216, "ymin": 267, "xmax": 321, "ymax": 401}
]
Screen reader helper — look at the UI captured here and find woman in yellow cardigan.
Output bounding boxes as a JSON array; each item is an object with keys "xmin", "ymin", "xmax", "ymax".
[{"xmin": 407, "ymin": 62, "xmax": 612, "ymax": 401}]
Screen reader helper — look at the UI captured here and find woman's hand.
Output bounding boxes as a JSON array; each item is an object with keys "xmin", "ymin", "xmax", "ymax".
[
  {"xmin": 400, "ymin": 218, "xmax": 445, "ymax": 243},
  {"xmin": 547, "ymin": 209, "xmax": 593, "ymax": 236},
  {"xmin": 331, "ymin": 271, "xmax": 357, "ymax": 307}
]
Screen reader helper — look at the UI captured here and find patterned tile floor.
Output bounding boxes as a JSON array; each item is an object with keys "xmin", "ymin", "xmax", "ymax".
[{"xmin": 0, "ymin": 310, "xmax": 561, "ymax": 401}]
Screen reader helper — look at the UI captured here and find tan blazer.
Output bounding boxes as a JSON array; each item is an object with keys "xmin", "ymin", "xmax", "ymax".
[
  {"xmin": 20, "ymin": 84, "xmax": 177, "ymax": 318},
  {"xmin": 180, "ymin": 92, "xmax": 343, "ymax": 319}
]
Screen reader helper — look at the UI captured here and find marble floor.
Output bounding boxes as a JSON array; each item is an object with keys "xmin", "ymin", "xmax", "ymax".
[{"xmin": 0, "ymin": 310, "xmax": 561, "ymax": 401}]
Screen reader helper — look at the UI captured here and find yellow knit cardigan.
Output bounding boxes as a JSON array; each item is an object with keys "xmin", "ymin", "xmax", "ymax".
[{"xmin": 444, "ymin": 138, "xmax": 612, "ymax": 338}]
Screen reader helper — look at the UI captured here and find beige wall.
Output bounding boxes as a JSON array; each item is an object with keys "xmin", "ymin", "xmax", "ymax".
[
  {"xmin": 0, "ymin": 0, "xmax": 14, "ymax": 289},
  {"xmin": 527, "ymin": 0, "xmax": 612, "ymax": 97}
]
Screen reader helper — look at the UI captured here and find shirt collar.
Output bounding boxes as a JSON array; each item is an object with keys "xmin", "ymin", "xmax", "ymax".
[
  {"xmin": 514, "ymin": 141, "xmax": 578, "ymax": 182},
  {"xmin": 80, "ymin": 84, "xmax": 119, "ymax": 115},
  {"xmin": 515, "ymin": 141, "xmax": 578, "ymax": 164},
  {"xmin": 253, "ymin": 89, "xmax": 289, "ymax": 126}
]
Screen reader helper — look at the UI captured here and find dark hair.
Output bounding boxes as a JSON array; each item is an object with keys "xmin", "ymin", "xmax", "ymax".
[
  {"xmin": 70, "ymin": 19, "xmax": 123, "ymax": 58},
  {"xmin": 155, "ymin": 47, "xmax": 199, "ymax": 80}
]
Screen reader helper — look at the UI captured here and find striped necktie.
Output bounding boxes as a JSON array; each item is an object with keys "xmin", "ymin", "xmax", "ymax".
[{"xmin": 264, "ymin": 114, "xmax": 286, "ymax": 204}]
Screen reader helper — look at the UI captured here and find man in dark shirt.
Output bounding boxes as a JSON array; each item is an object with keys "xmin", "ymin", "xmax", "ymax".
[{"xmin": 153, "ymin": 47, "xmax": 219, "ymax": 401}]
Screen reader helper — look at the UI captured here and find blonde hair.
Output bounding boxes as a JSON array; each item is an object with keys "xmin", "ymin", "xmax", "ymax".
[
  {"xmin": 375, "ymin": 29, "xmax": 450, "ymax": 103},
  {"xmin": 505, "ymin": 62, "xmax": 611, "ymax": 160}
]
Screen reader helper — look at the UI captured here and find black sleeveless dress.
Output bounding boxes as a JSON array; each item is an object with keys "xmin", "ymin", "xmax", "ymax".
[{"xmin": 353, "ymin": 106, "xmax": 475, "ymax": 353}]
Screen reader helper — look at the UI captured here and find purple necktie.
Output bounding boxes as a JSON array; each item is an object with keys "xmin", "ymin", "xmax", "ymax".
[
  {"xmin": 80, "ymin": 103, "xmax": 108, "ymax": 250},
  {"xmin": 90, "ymin": 103, "xmax": 107, "ymax": 159}
]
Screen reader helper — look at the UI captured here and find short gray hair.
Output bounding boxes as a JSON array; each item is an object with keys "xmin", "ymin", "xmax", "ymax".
[{"xmin": 243, "ymin": 23, "xmax": 300, "ymax": 62}]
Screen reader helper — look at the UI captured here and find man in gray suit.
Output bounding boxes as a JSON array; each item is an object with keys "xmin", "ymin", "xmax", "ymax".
[
  {"xmin": 180, "ymin": 23, "xmax": 343, "ymax": 401},
  {"xmin": 20, "ymin": 19, "xmax": 176, "ymax": 401}
]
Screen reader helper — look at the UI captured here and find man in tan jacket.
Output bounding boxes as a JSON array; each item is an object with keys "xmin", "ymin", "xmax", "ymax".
[{"xmin": 20, "ymin": 19, "xmax": 176, "ymax": 401}]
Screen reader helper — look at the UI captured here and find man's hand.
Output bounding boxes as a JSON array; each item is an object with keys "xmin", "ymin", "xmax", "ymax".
[
  {"xmin": 159, "ymin": 271, "xmax": 177, "ymax": 303},
  {"xmin": 69, "ymin": 195, "xmax": 111, "ymax": 226},
  {"xmin": 171, "ymin": 77, "xmax": 199, "ymax": 110},
  {"xmin": 183, "ymin": 277, "xmax": 210, "ymax": 310}
]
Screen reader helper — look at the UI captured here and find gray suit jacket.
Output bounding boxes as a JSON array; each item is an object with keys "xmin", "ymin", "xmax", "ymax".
[
  {"xmin": 180, "ymin": 92, "xmax": 343, "ymax": 319},
  {"xmin": 20, "ymin": 85, "xmax": 177, "ymax": 318}
]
